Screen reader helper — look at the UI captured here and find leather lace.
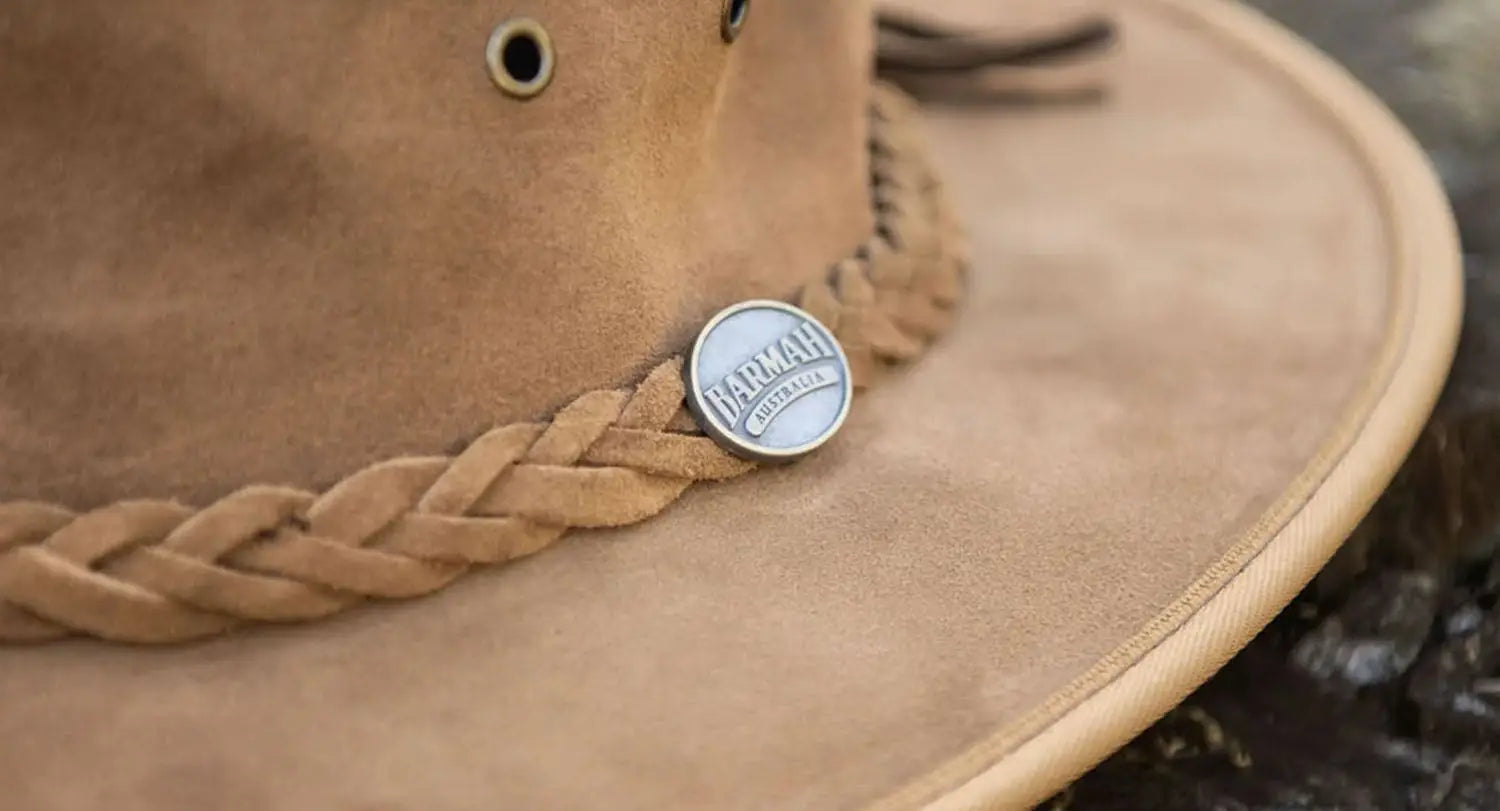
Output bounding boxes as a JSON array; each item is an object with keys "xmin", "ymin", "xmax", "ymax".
[
  {"xmin": 876, "ymin": 8, "xmax": 1117, "ymax": 104},
  {"xmin": 877, "ymin": 9, "xmax": 1114, "ymax": 73}
]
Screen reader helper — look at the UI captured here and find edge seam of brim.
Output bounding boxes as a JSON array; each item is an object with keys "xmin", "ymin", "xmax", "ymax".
[{"xmin": 867, "ymin": 0, "xmax": 1465, "ymax": 808}]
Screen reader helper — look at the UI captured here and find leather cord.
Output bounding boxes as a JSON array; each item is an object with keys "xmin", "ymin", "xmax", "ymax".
[
  {"xmin": 875, "ymin": 7, "xmax": 1119, "ymax": 104},
  {"xmin": 876, "ymin": 10, "xmax": 1116, "ymax": 73}
]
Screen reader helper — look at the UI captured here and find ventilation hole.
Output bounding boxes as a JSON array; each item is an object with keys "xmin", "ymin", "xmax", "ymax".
[
  {"xmin": 486, "ymin": 18, "xmax": 555, "ymax": 100},
  {"xmin": 721, "ymin": 0, "xmax": 750, "ymax": 43},
  {"xmin": 503, "ymin": 35, "xmax": 542, "ymax": 82}
]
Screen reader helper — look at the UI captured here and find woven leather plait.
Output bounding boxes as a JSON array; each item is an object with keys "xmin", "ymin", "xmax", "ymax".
[{"xmin": 0, "ymin": 82, "xmax": 968, "ymax": 644}]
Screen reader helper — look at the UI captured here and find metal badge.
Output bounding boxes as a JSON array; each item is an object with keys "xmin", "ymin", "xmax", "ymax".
[{"xmin": 684, "ymin": 300, "xmax": 853, "ymax": 463}]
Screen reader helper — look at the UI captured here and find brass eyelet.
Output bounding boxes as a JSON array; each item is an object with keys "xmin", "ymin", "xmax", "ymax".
[
  {"xmin": 486, "ymin": 18, "xmax": 555, "ymax": 100},
  {"xmin": 720, "ymin": 0, "xmax": 750, "ymax": 43}
]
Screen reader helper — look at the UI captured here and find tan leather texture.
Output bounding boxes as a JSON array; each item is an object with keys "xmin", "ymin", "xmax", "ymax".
[
  {"xmin": 0, "ymin": 0, "xmax": 875, "ymax": 508},
  {"xmin": 0, "ymin": 86, "xmax": 967, "ymax": 643},
  {"xmin": 0, "ymin": 0, "xmax": 1459, "ymax": 808},
  {"xmin": 0, "ymin": 0, "xmax": 1466, "ymax": 808}
]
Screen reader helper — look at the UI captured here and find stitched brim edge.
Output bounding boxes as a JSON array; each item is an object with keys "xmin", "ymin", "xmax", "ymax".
[{"xmin": 870, "ymin": 0, "xmax": 1465, "ymax": 808}]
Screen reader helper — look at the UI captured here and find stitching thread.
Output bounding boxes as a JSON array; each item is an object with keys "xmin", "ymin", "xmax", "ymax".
[{"xmin": 0, "ymin": 83, "xmax": 967, "ymax": 644}]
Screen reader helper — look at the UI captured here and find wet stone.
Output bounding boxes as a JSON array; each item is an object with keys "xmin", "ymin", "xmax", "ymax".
[
  {"xmin": 1428, "ymin": 758, "xmax": 1500, "ymax": 811},
  {"xmin": 1408, "ymin": 611, "xmax": 1500, "ymax": 747},
  {"xmin": 1445, "ymin": 603, "xmax": 1485, "ymax": 638},
  {"xmin": 1455, "ymin": 183, "xmax": 1500, "ymax": 254},
  {"xmin": 1292, "ymin": 571, "xmax": 1442, "ymax": 686}
]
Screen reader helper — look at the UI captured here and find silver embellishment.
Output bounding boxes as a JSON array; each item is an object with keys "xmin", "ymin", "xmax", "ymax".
[{"xmin": 685, "ymin": 300, "xmax": 853, "ymax": 463}]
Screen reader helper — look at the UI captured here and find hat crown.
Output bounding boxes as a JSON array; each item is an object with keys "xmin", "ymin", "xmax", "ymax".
[{"xmin": 1, "ymin": 0, "xmax": 875, "ymax": 506}]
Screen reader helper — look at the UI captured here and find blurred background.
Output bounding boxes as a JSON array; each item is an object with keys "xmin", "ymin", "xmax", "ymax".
[{"xmin": 1058, "ymin": 1, "xmax": 1500, "ymax": 808}]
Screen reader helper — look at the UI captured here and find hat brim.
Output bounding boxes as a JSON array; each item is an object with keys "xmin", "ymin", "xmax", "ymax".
[{"xmin": 0, "ymin": 0, "xmax": 1462, "ymax": 809}]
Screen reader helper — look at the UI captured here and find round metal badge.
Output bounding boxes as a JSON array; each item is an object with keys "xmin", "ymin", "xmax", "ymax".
[{"xmin": 684, "ymin": 300, "xmax": 853, "ymax": 463}]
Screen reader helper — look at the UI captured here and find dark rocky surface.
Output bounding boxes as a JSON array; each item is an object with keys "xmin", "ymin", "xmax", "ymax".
[{"xmin": 1054, "ymin": 1, "xmax": 1500, "ymax": 808}]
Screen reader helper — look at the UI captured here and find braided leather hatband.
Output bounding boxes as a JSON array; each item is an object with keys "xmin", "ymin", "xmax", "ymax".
[{"xmin": 0, "ymin": 83, "xmax": 969, "ymax": 644}]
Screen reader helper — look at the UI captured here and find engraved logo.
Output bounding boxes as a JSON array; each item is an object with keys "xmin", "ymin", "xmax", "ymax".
[{"xmin": 685, "ymin": 301, "xmax": 853, "ymax": 463}]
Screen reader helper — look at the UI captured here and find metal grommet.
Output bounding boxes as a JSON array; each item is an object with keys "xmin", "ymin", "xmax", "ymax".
[
  {"xmin": 720, "ymin": 0, "xmax": 750, "ymax": 43},
  {"xmin": 486, "ymin": 18, "xmax": 555, "ymax": 99}
]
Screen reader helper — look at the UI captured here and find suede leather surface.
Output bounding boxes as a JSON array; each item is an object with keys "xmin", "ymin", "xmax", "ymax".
[
  {"xmin": 0, "ymin": 0, "xmax": 873, "ymax": 507},
  {"xmin": 0, "ymin": 1, "xmax": 1398, "ymax": 809}
]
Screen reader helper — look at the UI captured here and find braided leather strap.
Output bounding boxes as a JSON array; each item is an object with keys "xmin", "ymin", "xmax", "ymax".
[{"xmin": 0, "ymin": 83, "xmax": 967, "ymax": 644}]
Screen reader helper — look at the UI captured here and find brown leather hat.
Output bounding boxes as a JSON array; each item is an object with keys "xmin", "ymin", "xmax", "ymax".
[{"xmin": 0, "ymin": 0, "xmax": 1464, "ymax": 808}]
